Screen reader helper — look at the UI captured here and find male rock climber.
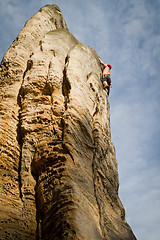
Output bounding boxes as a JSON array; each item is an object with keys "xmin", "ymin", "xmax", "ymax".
[{"xmin": 99, "ymin": 57, "xmax": 112, "ymax": 96}]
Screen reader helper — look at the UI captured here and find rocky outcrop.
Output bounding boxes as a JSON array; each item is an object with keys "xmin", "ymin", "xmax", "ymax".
[{"xmin": 0, "ymin": 4, "xmax": 136, "ymax": 240}]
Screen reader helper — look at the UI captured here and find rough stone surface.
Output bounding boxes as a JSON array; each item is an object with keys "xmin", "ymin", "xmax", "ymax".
[{"xmin": 0, "ymin": 4, "xmax": 136, "ymax": 240}]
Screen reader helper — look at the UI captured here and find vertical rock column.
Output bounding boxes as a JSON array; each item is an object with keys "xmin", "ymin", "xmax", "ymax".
[
  {"xmin": 29, "ymin": 30, "xmax": 103, "ymax": 239},
  {"xmin": 61, "ymin": 43, "xmax": 136, "ymax": 240},
  {"xmin": 0, "ymin": 4, "xmax": 137, "ymax": 240},
  {"xmin": 0, "ymin": 5, "xmax": 68, "ymax": 240}
]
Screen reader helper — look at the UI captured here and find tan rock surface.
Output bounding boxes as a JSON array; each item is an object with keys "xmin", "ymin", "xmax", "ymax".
[{"xmin": 0, "ymin": 4, "xmax": 136, "ymax": 240}]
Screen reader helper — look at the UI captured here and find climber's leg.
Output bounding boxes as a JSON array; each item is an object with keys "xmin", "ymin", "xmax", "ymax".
[{"xmin": 101, "ymin": 75, "xmax": 110, "ymax": 95}]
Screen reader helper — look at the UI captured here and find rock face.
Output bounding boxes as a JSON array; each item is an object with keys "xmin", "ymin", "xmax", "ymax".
[{"xmin": 0, "ymin": 4, "xmax": 136, "ymax": 240}]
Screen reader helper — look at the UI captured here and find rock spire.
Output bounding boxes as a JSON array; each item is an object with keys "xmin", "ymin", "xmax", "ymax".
[{"xmin": 0, "ymin": 4, "xmax": 136, "ymax": 240}]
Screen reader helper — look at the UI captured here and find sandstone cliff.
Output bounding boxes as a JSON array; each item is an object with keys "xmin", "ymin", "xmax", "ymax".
[{"xmin": 0, "ymin": 5, "xmax": 136, "ymax": 240}]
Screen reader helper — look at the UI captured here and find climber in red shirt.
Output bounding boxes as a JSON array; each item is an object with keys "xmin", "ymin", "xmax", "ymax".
[{"xmin": 99, "ymin": 57, "xmax": 112, "ymax": 96}]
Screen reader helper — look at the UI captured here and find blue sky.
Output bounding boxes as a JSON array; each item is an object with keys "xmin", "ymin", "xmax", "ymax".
[{"xmin": 0, "ymin": 0, "xmax": 160, "ymax": 239}]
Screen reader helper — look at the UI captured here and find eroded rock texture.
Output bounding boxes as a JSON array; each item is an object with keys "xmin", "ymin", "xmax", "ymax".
[{"xmin": 0, "ymin": 4, "xmax": 136, "ymax": 240}]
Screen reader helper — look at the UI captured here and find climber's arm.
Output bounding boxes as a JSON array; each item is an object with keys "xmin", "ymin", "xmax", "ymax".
[{"xmin": 99, "ymin": 57, "xmax": 107, "ymax": 67}]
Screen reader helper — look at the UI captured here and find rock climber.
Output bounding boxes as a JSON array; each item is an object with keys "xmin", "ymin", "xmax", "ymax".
[{"xmin": 99, "ymin": 57, "xmax": 112, "ymax": 96}]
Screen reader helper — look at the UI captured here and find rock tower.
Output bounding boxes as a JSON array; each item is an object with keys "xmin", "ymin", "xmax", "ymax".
[{"xmin": 0, "ymin": 5, "xmax": 136, "ymax": 240}]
